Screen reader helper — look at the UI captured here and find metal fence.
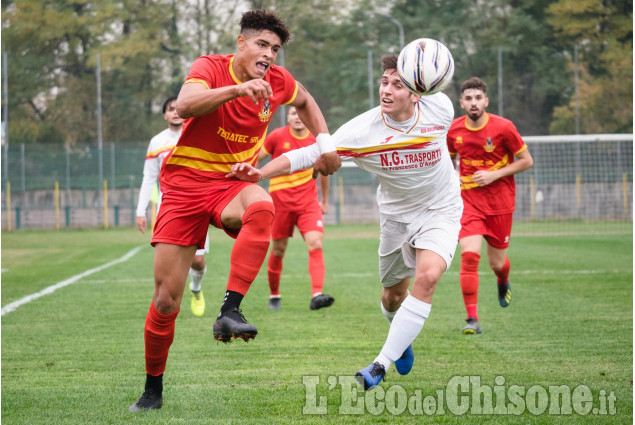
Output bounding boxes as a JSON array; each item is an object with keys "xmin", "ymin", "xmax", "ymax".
[{"xmin": 1, "ymin": 134, "xmax": 632, "ymax": 234}]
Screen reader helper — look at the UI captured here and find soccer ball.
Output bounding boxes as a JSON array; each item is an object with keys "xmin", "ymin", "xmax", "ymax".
[{"xmin": 397, "ymin": 38, "xmax": 454, "ymax": 96}]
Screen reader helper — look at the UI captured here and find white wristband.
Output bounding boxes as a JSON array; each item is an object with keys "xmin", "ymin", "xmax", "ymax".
[{"xmin": 316, "ymin": 133, "xmax": 335, "ymax": 154}]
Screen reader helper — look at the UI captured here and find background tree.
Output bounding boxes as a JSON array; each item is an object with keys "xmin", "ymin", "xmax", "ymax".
[
  {"xmin": 1, "ymin": 0, "xmax": 631, "ymax": 147},
  {"xmin": 547, "ymin": 0, "xmax": 633, "ymax": 134}
]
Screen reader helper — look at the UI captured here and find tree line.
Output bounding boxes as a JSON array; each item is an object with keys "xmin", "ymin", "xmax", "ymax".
[{"xmin": 1, "ymin": 0, "xmax": 632, "ymax": 147}]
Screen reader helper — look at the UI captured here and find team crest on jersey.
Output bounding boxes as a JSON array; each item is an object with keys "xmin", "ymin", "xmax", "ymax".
[
  {"xmin": 283, "ymin": 142, "xmax": 291, "ymax": 150},
  {"xmin": 484, "ymin": 137, "xmax": 496, "ymax": 152},
  {"xmin": 456, "ymin": 136, "xmax": 463, "ymax": 144},
  {"xmin": 258, "ymin": 100, "xmax": 272, "ymax": 122}
]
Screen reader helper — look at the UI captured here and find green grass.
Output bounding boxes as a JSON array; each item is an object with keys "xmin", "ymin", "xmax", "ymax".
[{"xmin": 1, "ymin": 224, "xmax": 632, "ymax": 424}]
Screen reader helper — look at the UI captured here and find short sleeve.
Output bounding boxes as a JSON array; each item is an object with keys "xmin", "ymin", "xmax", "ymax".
[
  {"xmin": 184, "ymin": 56, "xmax": 218, "ymax": 89},
  {"xmin": 503, "ymin": 121, "xmax": 526, "ymax": 155}
]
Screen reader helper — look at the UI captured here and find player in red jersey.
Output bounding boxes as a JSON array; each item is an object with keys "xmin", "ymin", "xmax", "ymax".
[
  {"xmin": 129, "ymin": 9, "xmax": 341, "ymax": 412},
  {"xmin": 258, "ymin": 106, "xmax": 334, "ymax": 311},
  {"xmin": 447, "ymin": 77, "xmax": 533, "ymax": 335}
]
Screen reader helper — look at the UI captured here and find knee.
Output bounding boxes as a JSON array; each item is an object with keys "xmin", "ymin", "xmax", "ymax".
[
  {"xmin": 242, "ymin": 201, "xmax": 275, "ymax": 238},
  {"xmin": 461, "ymin": 251, "xmax": 481, "ymax": 272},
  {"xmin": 271, "ymin": 247, "xmax": 286, "ymax": 257},
  {"xmin": 152, "ymin": 281, "xmax": 182, "ymax": 314},
  {"xmin": 191, "ymin": 256, "xmax": 206, "ymax": 270},
  {"xmin": 382, "ymin": 288, "xmax": 408, "ymax": 311},
  {"xmin": 488, "ymin": 257, "xmax": 505, "ymax": 272},
  {"xmin": 306, "ymin": 239, "xmax": 323, "ymax": 251}
]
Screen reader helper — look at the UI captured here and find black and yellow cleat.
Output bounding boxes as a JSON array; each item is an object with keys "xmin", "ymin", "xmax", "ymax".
[{"xmin": 498, "ymin": 281, "xmax": 512, "ymax": 307}]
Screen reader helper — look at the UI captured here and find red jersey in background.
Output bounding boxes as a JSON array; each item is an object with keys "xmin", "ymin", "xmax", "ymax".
[
  {"xmin": 447, "ymin": 113, "xmax": 527, "ymax": 215},
  {"xmin": 262, "ymin": 126, "xmax": 319, "ymax": 212}
]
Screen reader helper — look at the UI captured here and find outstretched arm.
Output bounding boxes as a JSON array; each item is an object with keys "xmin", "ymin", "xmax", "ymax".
[
  {"xmin": 227, "ymin": 155, "xmax": 292, "ymax": 183},
  {"xmin": 227, "ymin": 143, "xmax": 322, "ymax": 182},
  {"xmin": 290, "ymin": 82, "xmax": 341, "ymax": 175}
]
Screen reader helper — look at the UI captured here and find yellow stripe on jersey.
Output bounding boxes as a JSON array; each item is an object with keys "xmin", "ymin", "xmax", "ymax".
[
  {"xmin": 460, "ymin": 154, "xmax": 510, "ymax": 190},
  {"xmin": 184, "ymin": 78, "xmax": 210, "ymax": 89},
  {"xmin": 146, "ymin": 144, "xmax": 175, "ymax": 160},
  {"xmin": 269, "ymin": 168, "xmax": 314, "ymax": 193},
  {"xmin": 166, "ymin": 134, "xmax": 265, "ymax": 172},
  {"xmin": 337, "ymin": 135, "xmax": 436, "ymax": 156},
  {"xmin": 283, "ymin": 83, "xmax": 299, "ymax": 105},
  {"xmin": 514, "ymin": 144, "xmax": 528, "ymax": 155}
]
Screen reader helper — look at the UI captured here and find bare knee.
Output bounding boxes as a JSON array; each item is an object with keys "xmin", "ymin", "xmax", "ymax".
[
  {"xmin": 382, "ymin": 287, "xmax": 408, "ymax": 311},
  {"xmin": 152, "ymin": 279, "xmax": 184, "ymax": 314},
  {"xmin": 191, "ymin": 255, "xmax": 206, "ymax": 271}
]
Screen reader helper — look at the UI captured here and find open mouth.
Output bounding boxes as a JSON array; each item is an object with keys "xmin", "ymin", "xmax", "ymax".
[
  {"xmin": 382, "ymin": 98, "xmax": 393, "ymax": 104},
  {"xmin": 256, "ymin": 62, "xmax": 269, "ymax": 73}
]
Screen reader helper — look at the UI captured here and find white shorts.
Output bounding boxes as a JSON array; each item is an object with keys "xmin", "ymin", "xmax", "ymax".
[
  {"xmin": 195, "ymin": 232, "xmax": 210, "ymax": 257},
  {"xmin": 378, "ymin": 205, "xmax": 461, "ymax": 288}
]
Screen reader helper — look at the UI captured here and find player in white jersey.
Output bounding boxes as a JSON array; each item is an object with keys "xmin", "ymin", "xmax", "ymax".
[
  {"xmin": 227, "ymin": 54, "xmax": 463, "ymax": 390},
  {"xmin": 136, "ymin": 96, "xmax": 210, "ymax": 317}
]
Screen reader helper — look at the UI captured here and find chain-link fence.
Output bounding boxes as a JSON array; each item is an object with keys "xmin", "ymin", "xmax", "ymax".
[{"xmin": 1, "ymin": 135, "xmax": 632, "ymax": 234}]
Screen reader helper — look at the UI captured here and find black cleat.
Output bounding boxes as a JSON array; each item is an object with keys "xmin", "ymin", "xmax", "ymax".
[
  {"xmin": 310, "ymin": 294, "xmax": 334, "ymax": 310},
  {"xmin": 129, "ymin": 389, "xmax": 163, "ymax": 412},
  {"xmin": 213, "ymin": 307, "xmax": 258, "ymax": 343},
  {"xmin": 268, "ymin": 297, "xmax": 281, "ymax": 311}
]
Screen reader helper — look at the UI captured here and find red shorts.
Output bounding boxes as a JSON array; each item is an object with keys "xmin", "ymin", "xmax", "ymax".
[
  {"xmin": 459, "ymin": 206, "xmax": 513, "ymax": 249},
  {"xmin": 271, "ymin": 202, "xmax": 324, "ymax": 240},
  {"xmin": 152, "ymin": 180, "xmax": 254, "ymax": 248}
]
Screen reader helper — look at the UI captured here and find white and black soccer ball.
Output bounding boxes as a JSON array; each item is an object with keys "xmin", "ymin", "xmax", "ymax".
[{"xmin": 397, "ymin": 38, "xmax": 454, "ymax": 96}]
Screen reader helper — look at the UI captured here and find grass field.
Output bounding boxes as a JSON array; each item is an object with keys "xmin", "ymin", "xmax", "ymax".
[{"xmin": 1, "ymin": 224, "xmax": 632, "ymax": 424}]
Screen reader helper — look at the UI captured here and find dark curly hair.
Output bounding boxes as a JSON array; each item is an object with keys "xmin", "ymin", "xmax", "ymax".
[
  {"xmin": 240, "ymin": 9, "xmax": 290, "ymax": 45},
  {"xmin": 461, "ymin": 77, "xmax": 487, "ymax": 95}
]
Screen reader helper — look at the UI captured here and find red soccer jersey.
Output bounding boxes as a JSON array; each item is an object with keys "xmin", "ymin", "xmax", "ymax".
[
  {"xmin": 447, "ymin": 113, "xmax": 528, "ymax": 214},
  {"xmin": 160, "ymin": 54, "xmax": 298, "ymax": 191},
  {"xmin": 262, "ymin": 126, "xmax": 319, "ymax": 212}
]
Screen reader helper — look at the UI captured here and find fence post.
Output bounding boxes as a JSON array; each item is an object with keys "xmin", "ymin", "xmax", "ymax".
[
  {"xmin": 55, "ymin": 181, "xmax": 60, "ymax": 230},
  {"xmin": 103, "ymin": 179, "xmax": 108, "ymax": 229},
  {"xmin": 129, "ymin": 175, "xmax": 135, "ymax": 226},
  {"xmin": 15, "ymin": 206, "xmax": 20, "ymax": 230},
  {"xmin": 6, "ymin": 181, "xmax": 11, "ymax": 231},
  {"xmin": 65, "ymin": 205, "xmax": 71, "ymax": 227},
  {"xmin": 114, "ymin": 205, "xmax": 119, "ymax": 227}
]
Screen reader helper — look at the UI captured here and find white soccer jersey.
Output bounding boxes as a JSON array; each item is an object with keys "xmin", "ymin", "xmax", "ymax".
[
  {"xmin": 284, "ymin": 93, "xmax": 461, "ymax": 221},
  {"xmin": 136, "ymin": 128, "xmax": 180, "ymax": 217}
]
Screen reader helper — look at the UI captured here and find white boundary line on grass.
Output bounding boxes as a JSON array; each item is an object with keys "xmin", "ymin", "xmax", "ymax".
[{"xmin": 1, "ymin": 245, "xmax": 145, "ymax": 316}]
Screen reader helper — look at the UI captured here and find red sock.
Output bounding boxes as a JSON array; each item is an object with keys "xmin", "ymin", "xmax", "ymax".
[
  {"xmin": 460, "ymin": 251, "xmax": 481, "ymax": 320},
  {"xmin": 227, "ymin": 201, "xmax": 274, "ymax": 295},
  {"xmin": 144, "ymin": 303, "xmax": 180, "ymax": 376},
  {"xmin": 268, "ymin": 252, "xmax": 283, "ymax": 296},
  {"xmin": 308, "ymin": 248, "xmax": 325, "ymax": 296},
  {"xmin": 495, "ymin": 257, "xmax": 511, "ymax": 285}
]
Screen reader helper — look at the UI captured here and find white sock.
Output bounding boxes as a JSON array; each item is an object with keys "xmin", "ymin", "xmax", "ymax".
[
  {"xmin": 380, "ymin": 290, "xmax": 409, "ymax": 323},
  {"xmin": 374, "ymin": 295, "xmax": 431, "ymax": 371},
  {"xmin": 381, "ymin": 302, "xmax": 397, "ymax": 323},
  {"xmin": 189, "ymin": 266, "xmax": 206, "ymax": 292}
]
